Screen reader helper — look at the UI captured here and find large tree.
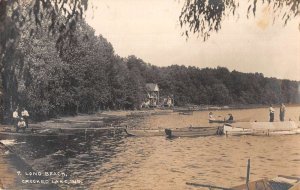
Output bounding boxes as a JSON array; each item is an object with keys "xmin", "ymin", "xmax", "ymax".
[
  {"xmin": 0, "ymin": 0, "xmax": 87, "ymax": 121},
  {"xmin": 179, "ymin": 0, "xmax": 299, "ymax": 41}
]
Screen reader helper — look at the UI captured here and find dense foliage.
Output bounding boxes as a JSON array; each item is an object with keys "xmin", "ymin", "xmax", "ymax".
[
  {"xmin": 0, "ymin": 0, "xmax": 86, "ymax": 121},
  {"xmin": 0, "ymin": 17, "xmax": 299, "ymax": 121},
  {"xmin": 0, "ymin": 0, "xmax": 299, "ymax": 122}
]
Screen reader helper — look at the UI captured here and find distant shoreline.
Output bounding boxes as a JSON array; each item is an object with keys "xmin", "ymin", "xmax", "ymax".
[{"xmin": 172, "ymin": 103, "xmax": 300, "ymax": 112}]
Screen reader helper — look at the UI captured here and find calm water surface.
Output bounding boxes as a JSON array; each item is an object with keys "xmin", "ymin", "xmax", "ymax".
[{"xmin": 6, "ymin": 106, "xmax": 300, "ymax": 189}]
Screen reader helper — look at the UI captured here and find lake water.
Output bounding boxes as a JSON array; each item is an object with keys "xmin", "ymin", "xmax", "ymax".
[{"xmin": 3, "ymin": 106, "xmax": 300, "ymax": 189}]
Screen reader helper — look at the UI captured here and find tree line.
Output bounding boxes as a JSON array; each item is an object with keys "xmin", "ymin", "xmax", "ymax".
[{"xmin": 0, "ymin": 13, "xmax": 299, "ymax": 122}]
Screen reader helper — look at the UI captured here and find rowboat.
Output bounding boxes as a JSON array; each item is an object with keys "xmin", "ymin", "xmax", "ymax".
[
  {"xmin": 209, "ymin": 119, "xmax": 225, "ymax": 123},
  {"xmin": 231, "ymin": 175, "xmax": 300, "ymax": 190},
  {"xmin": 223, "ymin": 121, "xmax": 300, "ymax": 136},
  {"xmin": 187, "ymin": 175, "xmax": 300, "ymax": 190},
  {"xmin": 209, "ymin": 119, "xmax": 235, "ymax": 123},
  {"xmin": 0, "ymin": 131, "xmax": 75, "ymax": 139},
  {"xmin": 165, "ymin": 126, "xmax": 223, "ymax": 138},
  {"xmin": 0, "ymin": 126, "xmax": 126, "ymax": 138},
  {"xmin": 124, "ymin": 128, "xmax": 165, "ymax": 137}
]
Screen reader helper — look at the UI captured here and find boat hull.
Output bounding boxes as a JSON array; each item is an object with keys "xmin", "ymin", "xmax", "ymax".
[
  {"xmin": 209, "ymin": 119, "xmax": 235, "ymax": 124},
  {"xmin": 224, "ymin": 121, "xmax": 300, "ymax": 136},
  {"xmin": 0, "ymin": 126, "xmax": 125, "ymax": 138},
  {"xmin": 209, "ymin": 119, "xmax": 225, "ymax": 123},
  {"xmin": 124, "ymin": 129, "xmax": 165, "ymax": 137},
  {"xmin": 0, "ymin": 131, "xmax": 74, "ymax": 139},
  {"xmin": 231, "ymin": 175, "xmax": 300, "ymax": 190},
  {"xmin": 165, "ymin": 126, "xmax": 223, "ymax": 138}
]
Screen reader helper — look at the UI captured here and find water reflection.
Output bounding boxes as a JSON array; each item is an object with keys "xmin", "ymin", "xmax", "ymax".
[
  {"xmin": 5, "ymin": 106, "xmax": 300, "ymax": 189},
  {"xmin": 93, "ymin": 135, "xmax": 300, "ymax": 189},
  {"xmin": 9, "ymin": 134, "xmax": 125, "ymax": 189}
]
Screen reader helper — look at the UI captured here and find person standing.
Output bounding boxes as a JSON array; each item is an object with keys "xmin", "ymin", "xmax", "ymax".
[
  {"xmin": 12, "ymin": 108, "xmax": 20, "ymax": 132},
  {"xmin": 279, "ymin": 103, "xmax": 286, "ymax": 122},
  {"xmin": 18, "ymin": 118, "xmax": 26, "ymax": 132},
  {"xmin": 21, "ymin": 108, "xmax": 30, "ymax": 128},
  {"xmin": 269, "ymin": 104, "xmax": 275, "ymax": 122}
]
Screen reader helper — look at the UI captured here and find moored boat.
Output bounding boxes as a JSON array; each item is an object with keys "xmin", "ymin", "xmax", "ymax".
[
  {"xmin": 187, "ymin": 175, "xmax": 300, "ymax": 190},
  {"xmin": 0, "ymin": 130, "xmax": 75, "ymax": 139},
  {"xmin": 223, "ymin": 123, "xmax": 253, "ymax": 135},
  {"xmin": 0, "ymin": 126, "xmax": 126, "ymax": 138},
  {"xmin": 231, "ymin": 175, "xmax": 300, "ymax": 190},
  {"xmin": 224, "ymin": 121, "xmax": 300, "ymax": 136},
  {"xmin": 165, "ymin": 126, "xmax": 223, "ymax": 138},
  {"xmin": 209, "ymin": 119, "xmax": 225, "ymax": 123},
  {"xmin": 124, "ymin": 128, "xmax": 165, "ymax": 137},
  {"xmin": 209, "ymin": 119, "xmax": 235, "ymax": 124}
]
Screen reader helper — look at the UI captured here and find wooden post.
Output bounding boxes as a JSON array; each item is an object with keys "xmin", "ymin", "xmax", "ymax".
[
  {"xmin": 157, "ymin": 89, "xmax": 159, "ymax": 106},
  {"xmin": 246, "ymin": 159, "xmax": 250, "ymax": 190},
  {"xmin": 0, "ymin": 92, "xmax": 3, "ymax": 124}
]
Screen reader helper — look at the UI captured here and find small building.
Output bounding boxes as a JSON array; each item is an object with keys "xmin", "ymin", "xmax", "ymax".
[{"xmin": 145, "ymin": 83, "xmax": 159, "ymax": 107}]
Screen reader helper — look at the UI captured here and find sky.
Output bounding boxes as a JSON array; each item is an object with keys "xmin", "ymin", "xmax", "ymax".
[{"xmin": 85, "ymin": 0, "xmax": 300, "ymax": 81}]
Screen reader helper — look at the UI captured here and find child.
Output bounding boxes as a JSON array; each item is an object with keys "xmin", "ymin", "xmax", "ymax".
[{"xmin": 17, "ymin": 118, "xmax": 26, "ymax": 132}]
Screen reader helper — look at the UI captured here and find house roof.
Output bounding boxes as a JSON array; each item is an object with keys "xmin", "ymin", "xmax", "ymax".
[{"xmin": 146, "ymin": 83, "xmax": 159, "ymax": 92}]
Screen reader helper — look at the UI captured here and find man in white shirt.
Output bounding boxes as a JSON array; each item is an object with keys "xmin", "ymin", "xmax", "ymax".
[
  {"xmin": 269, "ymin": 104, "xmax": 275, "ymax": 122},
  {"xmin": 21, "ymin": 108, "xmax": 30, "ymax": 128},
  {"xmin": 12, "ymin": 108, "xmax": 19, "ymax": 132}
]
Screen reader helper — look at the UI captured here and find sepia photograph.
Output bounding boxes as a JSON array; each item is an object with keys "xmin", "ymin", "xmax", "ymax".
[{"xmin": 0, "ymin": 0, "xmax": 300, "ymax": 189}]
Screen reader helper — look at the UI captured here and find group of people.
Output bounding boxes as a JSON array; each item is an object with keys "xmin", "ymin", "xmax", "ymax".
[
  {"xmin": 269, "ymin": 103, "xmax": 286, "ymax": 122},
  {"xmin": 208, "ymin": 103, "xmax": 287, "ymax": 123},
  {"xmin": 209, "ymin": 112, "xmax": 234, "ymax": 122},
  {"xmin": 12, "ymin": 107, "xmax": 30, "ymax": 132}
]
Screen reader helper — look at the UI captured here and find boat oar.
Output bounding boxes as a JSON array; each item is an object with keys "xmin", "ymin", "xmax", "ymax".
[{"xmin": 186, "ymin": 182, "xmax": 230, "ymax": 190}]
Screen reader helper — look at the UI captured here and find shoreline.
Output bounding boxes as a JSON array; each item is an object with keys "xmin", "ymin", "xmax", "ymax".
[
  {"xmin": 173, "ymin": 103, "xmax": 300, "ymax": 111},
  {"xmin": 1, "ymin": 104, "xmax": 299, "ymax": 130}
]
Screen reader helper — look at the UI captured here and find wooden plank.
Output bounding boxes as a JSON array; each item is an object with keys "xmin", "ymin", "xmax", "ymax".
[
  {"xmin": 230, "ymin": 121, "xmax": 299, "ymax": 131},
  {"xmin": 186, "ymin": 182, "xmax": 230, "ymax": 190},
  {"xmin": 224, "ymin": 122, "xmax": 300, "ymax": 136}
]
